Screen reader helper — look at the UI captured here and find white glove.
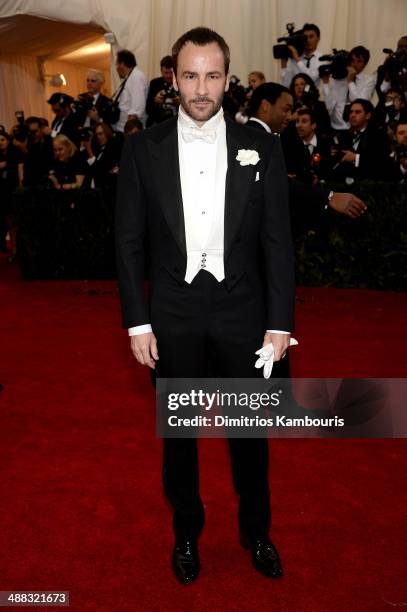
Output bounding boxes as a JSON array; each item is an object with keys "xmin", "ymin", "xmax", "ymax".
[{"xmin": 255, "ymin": 337, "xmax": 298, "ymax": 379}]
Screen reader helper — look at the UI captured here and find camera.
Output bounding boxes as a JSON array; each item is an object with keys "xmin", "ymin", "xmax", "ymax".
[
  {"xmin": 273, "ymin": 23, "xmax": 306, "ymax": 60},
  {"xmin": 157, "ymin": 82, "xmax": 178, "ymax": 120},
  {"xmin": 318, "ymin": 49, "xmax": 350, "ymax": 80},
  {"xmin": 78, "ymin": 128, "xmax": 94, "ymax": 142},
  {"xmin": 73, "ymin": 93, "xmax": 95, "ymax": 115}
]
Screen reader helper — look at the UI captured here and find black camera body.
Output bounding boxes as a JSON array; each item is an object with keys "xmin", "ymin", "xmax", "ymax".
[
  {"xmin": 74, "ymin": 93, "xmax": 95, "ymax": 115},
  {"xmin": 273, "ymin": 23, "xmax": 306, "ymax": 60},
  {"xmin": 319, "ymin": 50, "xmax": 350, "ymax": 80},
  {"xmin": 382, "ymin": 48, "xmax": 407, "ymax": 89}
]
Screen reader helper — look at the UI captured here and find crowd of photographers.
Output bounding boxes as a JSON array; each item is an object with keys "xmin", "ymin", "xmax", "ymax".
[{"xmin": 0, "ymin": 26, "xmax": 406, "ymax": 255}]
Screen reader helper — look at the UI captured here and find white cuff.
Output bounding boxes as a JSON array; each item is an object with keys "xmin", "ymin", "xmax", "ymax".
[
  {"xmin": 267, "ymin": 330, "xmax": 290, "ymax": 334},
  {"xmin": 128, "ymin": 324, "xmax": 152, "ymax": 336},
  {"xmin": 355, "ymin": 153, "xmax": 360, "ymax": 168}
]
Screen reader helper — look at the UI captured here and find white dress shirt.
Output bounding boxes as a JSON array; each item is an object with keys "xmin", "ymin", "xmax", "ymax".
[
  {"xmin": 113, "ymin": 66, "xmax": 148, "ymax": 132},
  {"xmin": 281, "ymin": 50, "xmax": 325, "ymax": 88},
  {"xmin": 323, "ymin": 78, "xmax": 349, "ymax": 130},
  {"xmin": 323, "ymin": 73, "xmax": 375, "ymax": 131},
  {"xmin": 128, "ymin": 107, "xmax": 289, "ymax": 337},
  {"xmin": 347, "ymin": 72, "xmax": 375, "ymax": 102},
  {"xmin": 302, "ymin": 133, "xmax": 318, "ymax": 153}
]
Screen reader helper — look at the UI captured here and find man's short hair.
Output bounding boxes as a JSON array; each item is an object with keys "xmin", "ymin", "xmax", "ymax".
[
  {"xmin": 25, "ymin": 116, "xmax": 42, "ymax": 128},
  {"xmin": 248, "ymin": 82, "xmax": 290, "ymax": 116},
  {"xmin": 396, "ymin": 121, "xmax": 407, "ymax": 132},
  {"xmin": 303, "ymin": 23, "xmax": 320, "ymax": 38},
  {"xmin": 296, "ymin": 107, "xmax": 317, "ymax": 124},
  {"xmin": 47, "ymin": 93, "xmax": 74, "ymax": 107},
  {"xmin": 350, "ymin": 98, "xmax": 374, "ymax": 115},
  {"xmin": 249, "ymin": 70, "xmax": 265, "ymax": 81},
  {"xmin": 172, "ymin": 27, "xmax": 230, "ymax": 75},
  {"xmin": 124, "ymin": 118, "xmax": 143, "ymax": 134},
  {"xmin": 350, "ymin": 45, "xmax": 370, "ymax": 65},
  {"xmin": 160, "ymin": 55, "xmax": 173, "ymax": 69},
  {"xmin": 116, "ymin": 50, "xmax": 137, "ymax": 68}
]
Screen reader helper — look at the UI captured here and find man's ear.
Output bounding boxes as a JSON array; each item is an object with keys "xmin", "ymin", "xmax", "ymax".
[
  {"xmin": 173, "ymin": 72, "xmax": 179, "ymax": 92},
  {"xmin": 224, "ymin": 74, "xmax": 230, "ymax": 93}
]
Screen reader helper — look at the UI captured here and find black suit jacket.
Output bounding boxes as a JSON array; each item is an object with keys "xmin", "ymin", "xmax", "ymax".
[
  {"xmin": 246, "ymin": 119, "xmax": 330, "ymax": 220},
  {"xmin": 332, "ymin": 126, "xmax": 390, "ymax": 181},
  {"xmin": 76, "ymin": 92, "xmax": 115, "ymax": 127},
  {"xmin": 116, "ymin": 116, "xmax": 295, "ymax": 332}
]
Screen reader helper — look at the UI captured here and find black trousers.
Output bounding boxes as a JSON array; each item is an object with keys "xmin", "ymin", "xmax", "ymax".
[{"xmin": 151, "ymin": 269, "xmax": 272, "ymax": 541}]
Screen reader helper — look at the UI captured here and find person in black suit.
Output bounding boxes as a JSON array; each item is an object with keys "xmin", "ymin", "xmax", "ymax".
[
  {"xmin": 282, "ymin": 107, "xmax": 332, "ymax": 183},
  {"xmin": 75, "ymin": 70, "xmax": 115, "ymax": 128},
  {"xmin": 82, "ymin": 123, "xmax": 122, "ymax": 191},
  {"xmin": 145, "ymin": 56, "xmax": 180, "ymax": 126},
  {"xmin": 330, "ymin": 99, "xmax": 391, "ymax": 182},
  {"xmin": 246, "ymin": 83, "xmax": 367, "ymax": 221},
  {"xmin": 47, "ymin": 93, "xmax": 81, "ymax": 146},
  {"xmin": 116, "ymin": 28, "xmax": 295, "ymax": 584}
]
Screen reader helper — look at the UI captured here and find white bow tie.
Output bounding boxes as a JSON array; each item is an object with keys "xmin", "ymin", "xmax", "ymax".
[{"xmin": 180, "ymin": 125, "xmax": 217, "ymax": 144}]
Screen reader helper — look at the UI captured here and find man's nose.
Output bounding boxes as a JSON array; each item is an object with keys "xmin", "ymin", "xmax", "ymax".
[{"xmin": 196, "ymin": 77, "xmax": 209, "ymax": 96}]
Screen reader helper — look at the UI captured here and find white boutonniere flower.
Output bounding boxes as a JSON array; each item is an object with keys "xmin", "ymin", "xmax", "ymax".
[{"xmin": 236, "ymin": 149, "xmax": 260, "ymax": 166}]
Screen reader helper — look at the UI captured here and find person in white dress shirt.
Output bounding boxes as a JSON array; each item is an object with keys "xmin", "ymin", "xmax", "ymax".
[
  {"xmin": 281, "ymin": 23, "xmax": 325, "ymax": 89},
  {"xmin": 323, "ymin": 46, "xmax": 376, "ymax": 131},
  {"xmin": 113, "ymin": 49, "xmax": 148, "ymax": 133}
]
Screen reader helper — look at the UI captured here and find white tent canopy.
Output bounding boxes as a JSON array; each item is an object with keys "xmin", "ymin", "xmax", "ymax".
[{"xmin": 1, "ymin": 0, "xmax": 407, "ymax": 128}]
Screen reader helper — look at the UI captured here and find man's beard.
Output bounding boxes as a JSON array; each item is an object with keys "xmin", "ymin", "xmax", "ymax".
[{"xmin": 179, "ymin": 93, "xmax": 224, "ymax": 124}]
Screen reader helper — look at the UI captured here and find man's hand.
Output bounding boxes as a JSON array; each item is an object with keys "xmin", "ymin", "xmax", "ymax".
[
  {"xmin": 329, "ymin": 192, "xmax": 367, "ymax": 218},
  {"xmin": 130, "ymin": 332, "xmax": 159, "ymax": 368},
  {"xmin": 341, "ymin": 150, "xmax": 357, "ymax": 163},
  {"xmin": 287, "ymin": 46, "xmax": 300, "ymax": 62},
  {"xmin": 263, "ymin": 332, "xmax": 291, "ymax": 361},
  {"xmin": 88, "ymin": 109, "xmax": 100, "ymax": 122},
  {"xmin": 154, "ymin": 91, "xmax": 164, "ymax": 105},
  {"xmin": 347, "ymin": 66, "xmax": 357, "ymax": 82}
]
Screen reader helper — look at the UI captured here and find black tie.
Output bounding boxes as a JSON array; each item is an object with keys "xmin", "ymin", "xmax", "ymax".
[{"xmin": 305, "ymin": 55, "xmax": 314, "ymax": 68}]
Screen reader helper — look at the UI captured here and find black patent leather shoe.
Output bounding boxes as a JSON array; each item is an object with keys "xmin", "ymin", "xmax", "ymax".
[
  {"xmin": 240, "ymin": 535, "xmax": 283, "ymax": 578},
  {"xmin": 172, "ymin": 540, "xmax": 200, "ymax": 584}
]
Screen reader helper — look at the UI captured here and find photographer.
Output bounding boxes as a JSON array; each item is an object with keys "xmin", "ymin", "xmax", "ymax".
[
  {"xmin": 82, "ymin": 123, "xmax": 121, "ymax": 190},
  {"xmin": 75, "ymin": 70, "xmax": 115, "ymax": 128},
  {"xmin": 374, "ymin": 88, "xmax": 407, "ymax": 131},
  {"xmin": 112, "ymin": 50, "xmax": 148, "ymax": 133},
  {"xmin": 48, "ymin": 93, "xmax": 81, "ymax": 146},
  {"xmin": 376, "ymin": 36, "xmax": 407, "ymax": 101},
  {"xmin": 322, "ymin": 46, "xmax": 375, "ymax": 131},
  {"xmin": 280, "ymin": 23, "xmax": 325, "ymax": 88},
  {"xmin": 329, "ymin": 99, "xmax": 390, "ymax": 182},
  {"xmin": 146, "ymin": 56, "xmax": 179, "ymax": 126}
]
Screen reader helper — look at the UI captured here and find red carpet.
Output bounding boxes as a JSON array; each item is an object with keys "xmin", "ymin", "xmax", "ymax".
[{"xmin": 1, "ymin": 254, "xmax": 406, "ymax": 611}]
